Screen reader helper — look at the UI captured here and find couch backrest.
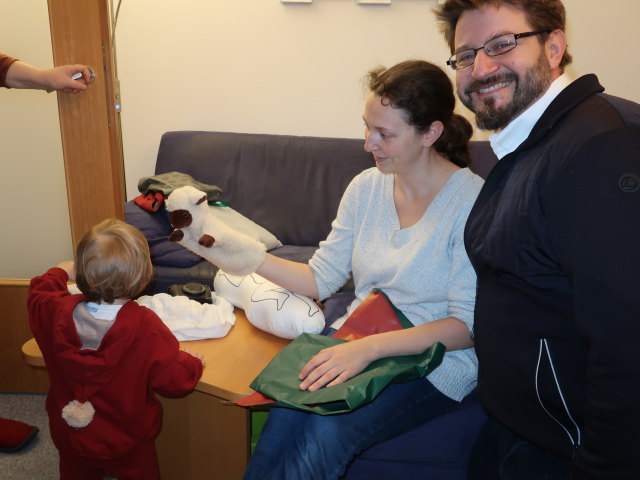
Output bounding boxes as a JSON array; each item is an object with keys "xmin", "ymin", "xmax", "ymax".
[{"xmin": 155, "ymin": 131, "xmax": 497, "ymax": 246}]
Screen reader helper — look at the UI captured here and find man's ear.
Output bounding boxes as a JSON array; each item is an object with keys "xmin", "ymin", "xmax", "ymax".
[
  {"xmin": 546, "ymin": 29, "xmax": 567, "ymax": 71},
  {"xmin": 423, "ymin": 121, "xmax": 444, "ymax": 147}
]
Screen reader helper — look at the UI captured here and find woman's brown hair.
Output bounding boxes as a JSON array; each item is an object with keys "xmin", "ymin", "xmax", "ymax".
[{"xmin": 367, "ymin": 59, "xmax": 473, "ymax": 168}]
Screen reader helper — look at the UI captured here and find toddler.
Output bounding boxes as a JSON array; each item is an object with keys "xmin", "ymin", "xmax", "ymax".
[{"xmin": 28, "ymin": 218, "xmax": 205, "ymax": 480}]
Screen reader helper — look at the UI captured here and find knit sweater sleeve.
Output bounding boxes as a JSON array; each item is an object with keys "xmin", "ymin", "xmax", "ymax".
[
  {"xmin": 445, "ymin": 196, "xmax": 479, "ymax": 333},
  {"xmin": 308, "ymin": 170, "xmax": 363, "ymax": 301}
]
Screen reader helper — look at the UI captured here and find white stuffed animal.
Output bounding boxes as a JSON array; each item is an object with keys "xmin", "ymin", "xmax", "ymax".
[
  {"xmin": 214, "ymin": 270, "xmax": 325, "ymax": 339},
  {"xmin": 165, "ymin": 185, "xmax": 266, "ymax": 276}
]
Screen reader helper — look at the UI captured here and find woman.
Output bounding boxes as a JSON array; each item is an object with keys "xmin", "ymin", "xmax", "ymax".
[{"xmin": 243, "ymin": 59, "xmax": 484, "ymax": 479}]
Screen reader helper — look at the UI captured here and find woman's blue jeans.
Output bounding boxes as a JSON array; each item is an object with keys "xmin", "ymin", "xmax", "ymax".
[{"xmin": 243, "ymin": 378, "xmax": 458, "ymax": 480}]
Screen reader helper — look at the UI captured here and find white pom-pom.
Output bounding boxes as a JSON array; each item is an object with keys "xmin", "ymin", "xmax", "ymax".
[{"xmin": 62, "ymin": 400, "xmax": 95, "ymax": 428}]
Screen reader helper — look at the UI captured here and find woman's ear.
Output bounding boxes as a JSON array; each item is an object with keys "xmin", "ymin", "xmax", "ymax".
[{"xmin": 423, "ymin": 121, "xmax": 444, "ymax": 147}]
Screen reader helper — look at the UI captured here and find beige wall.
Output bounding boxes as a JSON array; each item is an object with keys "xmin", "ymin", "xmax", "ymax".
[
  {"xmin": 2, "ymin": 0, "xmax": 639, "ymax": 277},
  {"xmin": 0, "ymin": 1, "xmax": 72, "ymax": 279},
  {"xmin": 117, "ymin": 0, "xmax": 640, "ymax": 200}
]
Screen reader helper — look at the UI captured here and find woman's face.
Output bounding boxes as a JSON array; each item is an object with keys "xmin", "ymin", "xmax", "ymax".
[{"xmin": 363, "ymin": 92, "xmax": 427, "ymax": 175}]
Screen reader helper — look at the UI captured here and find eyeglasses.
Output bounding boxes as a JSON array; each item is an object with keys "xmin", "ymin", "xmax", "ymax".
[{"xmin": 446, "ymin": 30, "xmax": 551, "ymax": 70}]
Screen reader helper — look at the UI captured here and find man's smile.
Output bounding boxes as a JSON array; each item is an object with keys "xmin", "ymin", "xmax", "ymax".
[
  {"xmin": 465, "ymin": 74, "xmax": 516, "ymax": 97},
  {"xmin": 477, "ymin": 81, "xmax": 512, "ymax": 94}
]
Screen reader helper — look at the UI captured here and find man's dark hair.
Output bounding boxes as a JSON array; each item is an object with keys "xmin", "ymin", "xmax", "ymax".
[{"xmin": 435, "ymin": 0, "xmax": 572, "ymax": 69}]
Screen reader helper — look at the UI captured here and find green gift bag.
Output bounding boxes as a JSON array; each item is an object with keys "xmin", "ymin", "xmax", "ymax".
[
  {"xmin": 240, "ymin": 289, "xmax": 445, "ymax": 415},
  {"xmin": 248, "ymin": 333, "xmax": 444, "ymax": 415}
]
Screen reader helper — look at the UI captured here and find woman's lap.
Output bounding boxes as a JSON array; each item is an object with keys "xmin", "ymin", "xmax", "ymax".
[{"xmin": 244, "ymin": 378, "xmax": 458, "ymax": 480}]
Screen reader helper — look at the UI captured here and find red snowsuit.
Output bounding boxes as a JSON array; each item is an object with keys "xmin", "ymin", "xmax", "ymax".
[{"xmin": 28, "ymin": 267, "xmax": 204, "ymax": 479}]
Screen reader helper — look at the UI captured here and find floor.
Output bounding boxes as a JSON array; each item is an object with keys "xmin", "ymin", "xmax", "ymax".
[{"xmin": 0, "ymin": 393, "xmax": 58, "ymax": 480}]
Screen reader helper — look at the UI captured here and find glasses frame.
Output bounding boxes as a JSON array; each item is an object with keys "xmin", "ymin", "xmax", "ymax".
[{"xmin": 446, "ymin": 30, "xmax": 551, "ymax": 70}]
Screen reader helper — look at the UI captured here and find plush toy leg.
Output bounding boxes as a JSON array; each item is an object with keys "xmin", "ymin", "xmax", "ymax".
[
  {"xmin": 213, "ymin": 270, "xmax": 325, "ymax": 339},
  {"xmin": 0, "ymin": 416, "xmax": 39, "ymax": 453}
]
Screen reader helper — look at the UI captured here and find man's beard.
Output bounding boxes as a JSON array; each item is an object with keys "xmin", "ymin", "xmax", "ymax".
[{"xmin": 460, "ymin": 53, "xmax": 552, "ymax": 131}]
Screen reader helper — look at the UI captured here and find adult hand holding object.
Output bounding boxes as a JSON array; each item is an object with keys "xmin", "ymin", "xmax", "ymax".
[{"xmin": 0, "ymin": 53, "xmax": 93, "ymax": 93}]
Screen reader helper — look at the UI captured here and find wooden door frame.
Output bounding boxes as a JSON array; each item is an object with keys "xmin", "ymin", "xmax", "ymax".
[{"xmin": 48, "ymin": 0, "xmax": 124, "ymax": 247}]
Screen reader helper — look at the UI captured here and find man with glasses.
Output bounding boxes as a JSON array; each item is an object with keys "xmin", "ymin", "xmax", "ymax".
[{"xmin": 435, "ymin": 1, "xmax": 640, "ymax": 479}]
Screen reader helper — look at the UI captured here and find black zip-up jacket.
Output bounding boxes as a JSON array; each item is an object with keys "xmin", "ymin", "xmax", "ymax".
[{"xmin": 465, "ymin": 74, "xmax": 640, "ymax": 479}]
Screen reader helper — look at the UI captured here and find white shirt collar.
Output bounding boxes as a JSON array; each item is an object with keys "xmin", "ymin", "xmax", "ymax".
[
  {"xmin": 489, "ymin": 73, "xmax": 572, "ymax": 160},
  {"xmin": 86, "ymin": 301, "xmax": 123, "ymax": 321}
]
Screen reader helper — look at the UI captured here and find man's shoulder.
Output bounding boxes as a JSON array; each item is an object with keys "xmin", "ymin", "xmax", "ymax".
[
  {"xmin": 596, "ymin": 92, "xmax": 640, "ymax": 125},
  {"xmin": 538, "ymin": 81, "xmax": 640, "ymax": 188},
  {"xmin": 535, "ymin": 77, "xmax": 639, "ymax": 147},
  {"xmin": 559, "ymin": 75, "xmax": 640, "ymax": 129}
]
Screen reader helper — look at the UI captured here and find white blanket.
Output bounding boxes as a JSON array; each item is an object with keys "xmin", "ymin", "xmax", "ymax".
[{"xmin": 136, "ymin": 293, "xmax": 236, "ymax": 341}]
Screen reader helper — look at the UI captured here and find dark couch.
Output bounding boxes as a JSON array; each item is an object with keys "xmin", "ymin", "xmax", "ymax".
[
  {"xmin": 125, "ymin": 130, "xmax": 498, "ymax": 479},
  {"xmin": 126, "ymin": 131, "xmax": 377, "ymax": 294}
]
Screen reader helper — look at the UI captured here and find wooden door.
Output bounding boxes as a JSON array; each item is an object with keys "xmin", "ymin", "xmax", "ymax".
[{"xmin": 47, "ymin": 0, "xmax": 124, "ymax": 246}]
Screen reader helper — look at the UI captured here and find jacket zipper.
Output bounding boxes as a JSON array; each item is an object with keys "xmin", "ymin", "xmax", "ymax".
[{"xmin": 535, "ymin": 339, "xmax": 581, "ymax": 450}]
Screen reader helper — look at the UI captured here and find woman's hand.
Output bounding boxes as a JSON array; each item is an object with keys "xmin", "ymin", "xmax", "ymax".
[{"xmin": 298, "ymin": 338, "xmax": 377, "ymax": 392}]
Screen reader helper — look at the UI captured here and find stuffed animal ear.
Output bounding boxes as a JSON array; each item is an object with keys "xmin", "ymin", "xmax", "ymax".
[{"xmin": 196, "ymin": 195, "xmax": 207, "ymax": 206}]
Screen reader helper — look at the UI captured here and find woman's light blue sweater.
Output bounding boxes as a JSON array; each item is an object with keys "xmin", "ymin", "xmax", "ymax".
[{"xmin": 309, "ymin": 167, "xmax": 484, "ymax": 401}]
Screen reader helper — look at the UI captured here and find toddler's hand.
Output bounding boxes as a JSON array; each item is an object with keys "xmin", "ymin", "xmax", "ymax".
[
  {"xmin": 56, "ymin": 261, "xmax": 76, "ymax": 281},
  {"xmin": 182, "ymin": 347, "xmax": 206, "ymax": 367}
]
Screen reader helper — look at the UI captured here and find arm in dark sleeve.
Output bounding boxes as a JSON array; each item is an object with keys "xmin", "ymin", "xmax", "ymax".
[
  {"xmin": 0, "ymin": 53, "xmax": 18, "ymax": 87},
  {"xmin": 547, "ymin": 126, "xmax": 640, "ymax": 479}
]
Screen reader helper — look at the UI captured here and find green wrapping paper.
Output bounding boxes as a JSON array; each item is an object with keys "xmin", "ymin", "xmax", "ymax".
[
  {"xmin": 246, "ymin": 289, "xmax": 445, "ymax": 415},
  {"xmin": 249, "ymin": 333, "xmax": 444, "ymax": 415}
]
